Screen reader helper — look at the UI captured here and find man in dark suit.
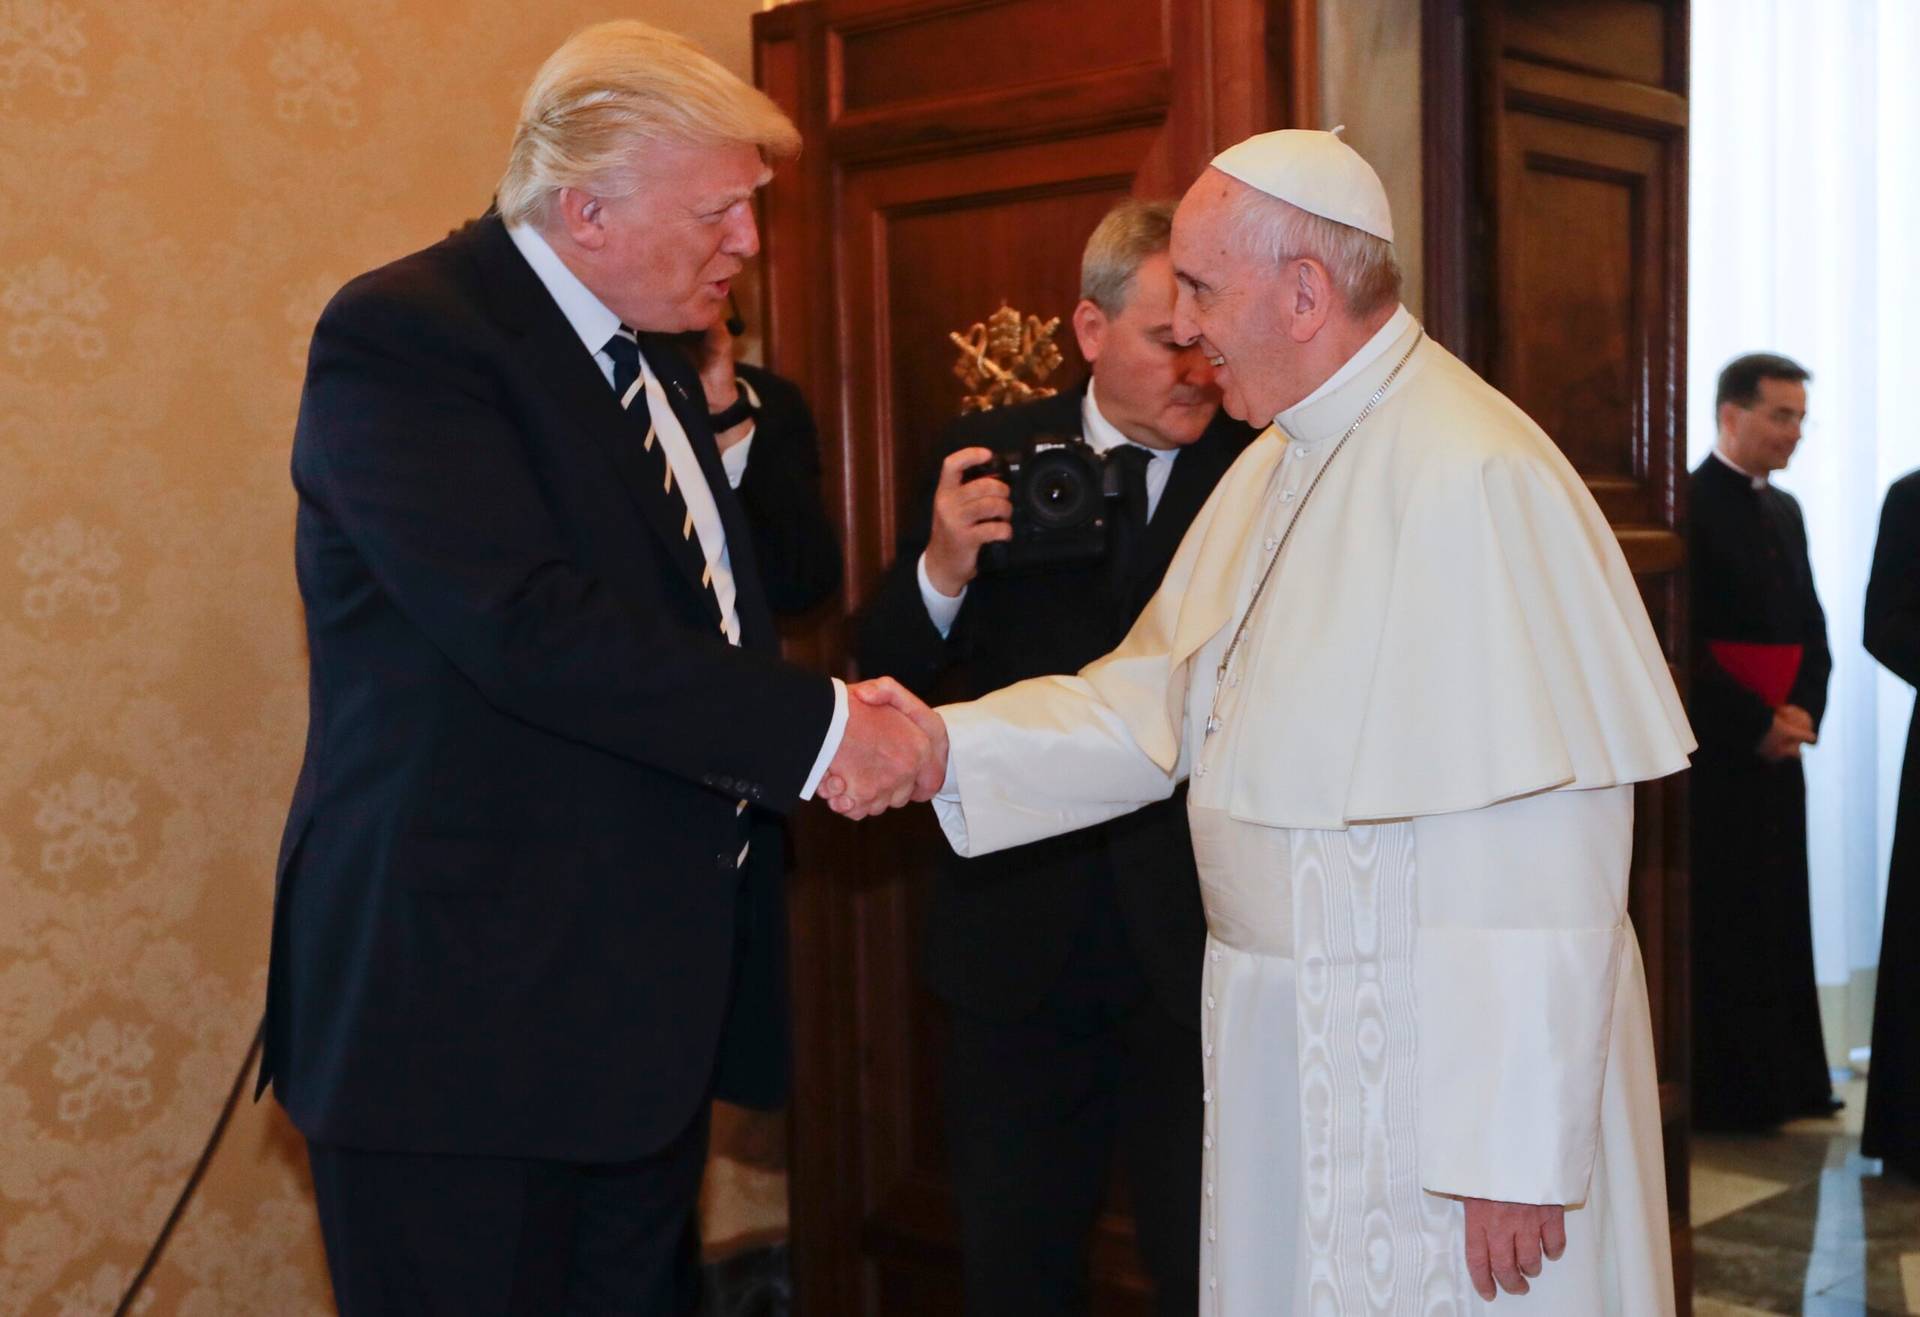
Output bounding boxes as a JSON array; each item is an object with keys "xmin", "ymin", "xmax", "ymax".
[
  {"xmin": 262, "ymin": 21, "xmax": 938, "ymax": 1314},
  {"xmin": 857, "ymin": 200, "xmax": 1255, "ymax": 1316},
  {"xmin": 1688, "ymin": 351, "xmax": 1837, "ymax": 1130}
]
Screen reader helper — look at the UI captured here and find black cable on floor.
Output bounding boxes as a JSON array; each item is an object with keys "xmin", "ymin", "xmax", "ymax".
[{"xmin": 113, "ymin": 1015, "xmax": 265, "ymax": 1317}]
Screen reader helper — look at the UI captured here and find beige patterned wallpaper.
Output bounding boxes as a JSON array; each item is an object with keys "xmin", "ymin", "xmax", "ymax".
[{"xmin": 0, "ymin": 3, "xmax": 777, "ymax": 1312}]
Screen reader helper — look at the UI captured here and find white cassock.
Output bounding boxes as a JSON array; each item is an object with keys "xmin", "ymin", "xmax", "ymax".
[{"xmin": 932, "ymin": 308, "xmax": 1696, "ymax": 1315}]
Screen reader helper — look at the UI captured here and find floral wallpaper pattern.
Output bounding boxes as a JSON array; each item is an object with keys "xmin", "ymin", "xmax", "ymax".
[{"xmin": 0, "ymin": 4, "xmax": 778, "ymax": 1311}]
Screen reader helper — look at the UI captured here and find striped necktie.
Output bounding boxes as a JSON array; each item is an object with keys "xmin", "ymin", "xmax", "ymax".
[
  {"xmin": 603, "ymin": 327, "xmax": 754, "ymax": 855},
  {"xmin": 602, "ymin": 327, "xmax": 735, "ymax": 643}
]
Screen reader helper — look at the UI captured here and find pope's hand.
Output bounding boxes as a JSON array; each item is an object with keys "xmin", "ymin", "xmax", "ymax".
[
  {"xmin": 821, "ymin": 678, "xmax": 946, "ymax": 816},
  {"xmin": 1462, "ymin": 1197, "xmax": 1566, "ymax": 1300}
]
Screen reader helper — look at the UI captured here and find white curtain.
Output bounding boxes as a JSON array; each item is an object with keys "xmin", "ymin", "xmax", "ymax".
[{"xmin": 1690, "ymin": 0, "xmax": 1920, "ymax": 1060}]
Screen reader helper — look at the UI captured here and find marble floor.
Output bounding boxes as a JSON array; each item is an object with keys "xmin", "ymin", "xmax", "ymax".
[{"xmin": 1693, "ymin": 1078, "xmax": 1920, "ymax": 1315}]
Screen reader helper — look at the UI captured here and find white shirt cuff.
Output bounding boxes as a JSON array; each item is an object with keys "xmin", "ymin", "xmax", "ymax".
[
  {"xmin": 930, "ymin": 742, "xmax": 968, "ymax": 850},
  {"xmin": 916, "ymin": 552, "xmax": 967, "ymax": 638},
  {"xmin": 719, "ymin": 426, "xmax": 755, "ymax": 489},
  {"xmin": 798, "ymin": 677, "xmax": 849, "ymax": 800}
]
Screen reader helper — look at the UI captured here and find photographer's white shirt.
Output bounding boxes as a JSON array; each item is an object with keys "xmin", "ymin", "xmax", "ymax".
[{"xmin": 917, "ymin": 381, "xmax": 1179, "ymax": 636}]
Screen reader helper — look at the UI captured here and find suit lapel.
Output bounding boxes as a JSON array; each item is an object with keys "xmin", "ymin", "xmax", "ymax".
[
  {"xmin": 1132, "ymin": 422, "xmax": 1226, "ymax": 590},
  {"xmin": 1121, "ymin": 417, "xmax": 1247, "ymax": 619},
  {"xmin": 465, "ymin": 219, "xmax": 719, "ymax": 626}
]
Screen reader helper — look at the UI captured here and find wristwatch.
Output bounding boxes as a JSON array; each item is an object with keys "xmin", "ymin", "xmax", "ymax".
[{"xmin": 708, "ymin": 378, "xmax": 760, "ymax": 432}]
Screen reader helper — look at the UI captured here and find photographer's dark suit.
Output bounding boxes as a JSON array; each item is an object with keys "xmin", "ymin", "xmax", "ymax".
[
  {"xmin": 858, "ymin": 385, "xmax": 1253, "ymax": 1315},
  {"xmin": 263, "ymin": 214, "xmax": 840, "ymax": 1312}
]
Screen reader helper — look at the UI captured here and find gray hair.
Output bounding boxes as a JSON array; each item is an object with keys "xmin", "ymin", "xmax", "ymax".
[
  {"xmin": 1221, "ymin": 183, "xmax": 1402, "ymax": 317},
  {"xmin": 1079, "ymin": 199, "xmax": 1177, "ymax": 315},
  {"xmin": 497, "ymin": 21, "xmax": 801, "ymax": 229}
]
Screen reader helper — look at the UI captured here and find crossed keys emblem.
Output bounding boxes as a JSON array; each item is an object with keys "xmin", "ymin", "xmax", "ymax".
[{"xmin": 948, "ymin": 303, "xmax": 1064, "ymax": 414}]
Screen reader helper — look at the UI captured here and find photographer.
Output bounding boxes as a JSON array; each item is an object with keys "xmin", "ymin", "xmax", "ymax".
[{"xmin": 856, "ymin": 199, "xmax": 1254, "ymax": 1316}]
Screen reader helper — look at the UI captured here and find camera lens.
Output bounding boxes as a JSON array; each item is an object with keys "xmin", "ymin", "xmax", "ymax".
[{"xmin": 1024, "ymin": 449, "xmax": 1096, "ymax": 530}]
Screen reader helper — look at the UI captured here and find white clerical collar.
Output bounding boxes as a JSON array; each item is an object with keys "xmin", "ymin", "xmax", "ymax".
[
  {"xmin": 1711, "ymin": 446, "xmax": 1769, "ymax": 490},
  {"xmin": 1275, "ymin": 302, "xmax": 1415, "ymax": 430},
  {"xmin": 507, "ymin": 221, "xmax": 623, "ymax": 360},
  {"xmin": 1082, "ymin": 379, "xmax": 1178, "ymax": 467}
]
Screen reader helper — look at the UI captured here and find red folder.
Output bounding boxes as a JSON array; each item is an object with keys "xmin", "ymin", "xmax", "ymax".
[{"xmin": 1708, "ymin": 641, "xmax": 1803, "ymax": 708}]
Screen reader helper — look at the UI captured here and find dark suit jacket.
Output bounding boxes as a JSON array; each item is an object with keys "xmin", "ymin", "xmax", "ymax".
[
  {"xmin": 857, "ymin": 386, "xmax": 1254, "ymax": 1023},
  {"xmin": 262, "ymin": 215, "xmax": 837, "ymax": 1163},
  {"xmin": 731, "ymin": 361, "xmax": 841, "ymax": 618}
]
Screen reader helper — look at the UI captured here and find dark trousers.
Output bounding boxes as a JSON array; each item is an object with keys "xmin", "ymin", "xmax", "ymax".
[
  {"xmin": 307, "ymin": 1103, "xmax": 711, "ymax": 1317},
  {"xmin": 944, "ymin": 895, "xmax": 1203, "ymax": 1317}
]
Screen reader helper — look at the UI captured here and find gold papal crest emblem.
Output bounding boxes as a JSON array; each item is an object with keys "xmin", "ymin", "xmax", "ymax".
[{"xmin": 948, "ymin": 303, "xmax": 1064, "ymax": 414}]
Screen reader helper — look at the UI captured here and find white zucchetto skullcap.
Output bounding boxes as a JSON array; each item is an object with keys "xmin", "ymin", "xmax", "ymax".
[{"xmin": 1209, "ymin": 126, "xmax": 1394, "ymax": 243}]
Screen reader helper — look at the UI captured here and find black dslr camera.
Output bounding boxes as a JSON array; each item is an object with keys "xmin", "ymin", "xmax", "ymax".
[{"xmin": 962, "ymin": 437, "xmax": 1125, "ymax": 575}]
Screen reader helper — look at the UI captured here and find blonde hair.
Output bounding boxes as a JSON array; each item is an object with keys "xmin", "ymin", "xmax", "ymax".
[
  {"xmin": 1079, "ymin": 199, "xmax": 1176, "ymax": 315},
  {"xmin": 1223, "ymin": 184, "xmax": 1402, "ymax": 317},
  {"xmin": 497, "ymin": 21, "xmax": 802, "ymax": 228}
]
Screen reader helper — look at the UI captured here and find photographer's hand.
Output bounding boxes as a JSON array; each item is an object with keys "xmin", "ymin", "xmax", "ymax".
[{"xmin": 925, "ymin": 447, "xmax": 1013, "ymax": 597}]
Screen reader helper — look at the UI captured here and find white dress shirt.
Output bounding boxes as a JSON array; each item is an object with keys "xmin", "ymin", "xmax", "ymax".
[
  {"xmin": 507, "ymin": 223, "xmax": 846, "ymax": 797},
  {"xmin": 918, "ymin": 381, "xmax": 1182, "ymax": 636}
]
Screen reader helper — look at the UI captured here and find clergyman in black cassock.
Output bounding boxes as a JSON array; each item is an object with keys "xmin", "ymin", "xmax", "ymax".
[
  {"xmin": 1863, "ymin": 469, "xmax": 1920, "ymax": 1179},
  {"xmin": 1687, "ymin": 353, "xmax": 1836, "ymax": 1131}
]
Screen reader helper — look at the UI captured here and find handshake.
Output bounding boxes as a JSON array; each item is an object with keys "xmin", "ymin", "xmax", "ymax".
[{"xmin": 820, "ymin": 678, "xmax": 948, "ymax": 819}]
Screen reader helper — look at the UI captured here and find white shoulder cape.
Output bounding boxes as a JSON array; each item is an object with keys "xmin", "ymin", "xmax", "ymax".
[{"xmin": 1045, "ymin": 329, "xmax": 1694, "ymax": 831}]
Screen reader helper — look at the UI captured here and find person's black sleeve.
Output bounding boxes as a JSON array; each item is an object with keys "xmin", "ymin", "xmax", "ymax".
[
  {"xmin": 1783, "ymin": 494, "xmax": 1832, "ymax": 729},
  {"xmin": 854, "ymin": 426, "xmax": 972, "ymax": 698}
]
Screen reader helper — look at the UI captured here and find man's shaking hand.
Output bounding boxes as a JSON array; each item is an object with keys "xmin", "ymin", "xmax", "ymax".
[{"xmin": 821, "ymin": 678, "xmax": 947, "ymax": 818}]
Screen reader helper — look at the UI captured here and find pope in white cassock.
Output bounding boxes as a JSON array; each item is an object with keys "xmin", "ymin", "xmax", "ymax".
[{"xmin": 837, "ymin": 129, "xmax": 1697, "ymax": 1314}]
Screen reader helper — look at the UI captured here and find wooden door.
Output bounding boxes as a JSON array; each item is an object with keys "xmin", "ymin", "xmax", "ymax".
[
  {"xmin": 753, "ymin": 2, "xmax": 1315, "ymax": 1311},
  {"xmin": 1425, "ymin": 0, "xmax": 1693, "ymax": 1306}
]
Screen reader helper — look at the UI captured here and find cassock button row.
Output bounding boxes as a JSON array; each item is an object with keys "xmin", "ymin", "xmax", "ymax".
[
  {"xmin": 1281, "ymin": 488, "xmax": 1297, "ymax": 502},
  {"xmin": 1210, "ymin": 948, "xmax": 1221, "ymax": 961},
  {"xmin": 1204, "ymin": 1044, "xmax": 1213, "ymax": 1058},
  {"xmin": 1206, "ymin": 994, "xmax": 1215, "ymax": 1009},
  {"xmin": 1206, "ymin": 1182, "xmax": 1214, "ymax": 1198},
  {"xmin": 1203, "ymin": 1135, "xmax": 1212, "ymax": 1149},
  {"xmin": 1263, "ymin": 536, "xmax": 1279, "ymax": 551},
  {"xmin": 1208, "ymin": 1228, "xmax": 1216, "ymax": 1242},
  {"xmin": 1203, "ymin": 1089, "xmax": 1212, "ymax": 1103}
]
